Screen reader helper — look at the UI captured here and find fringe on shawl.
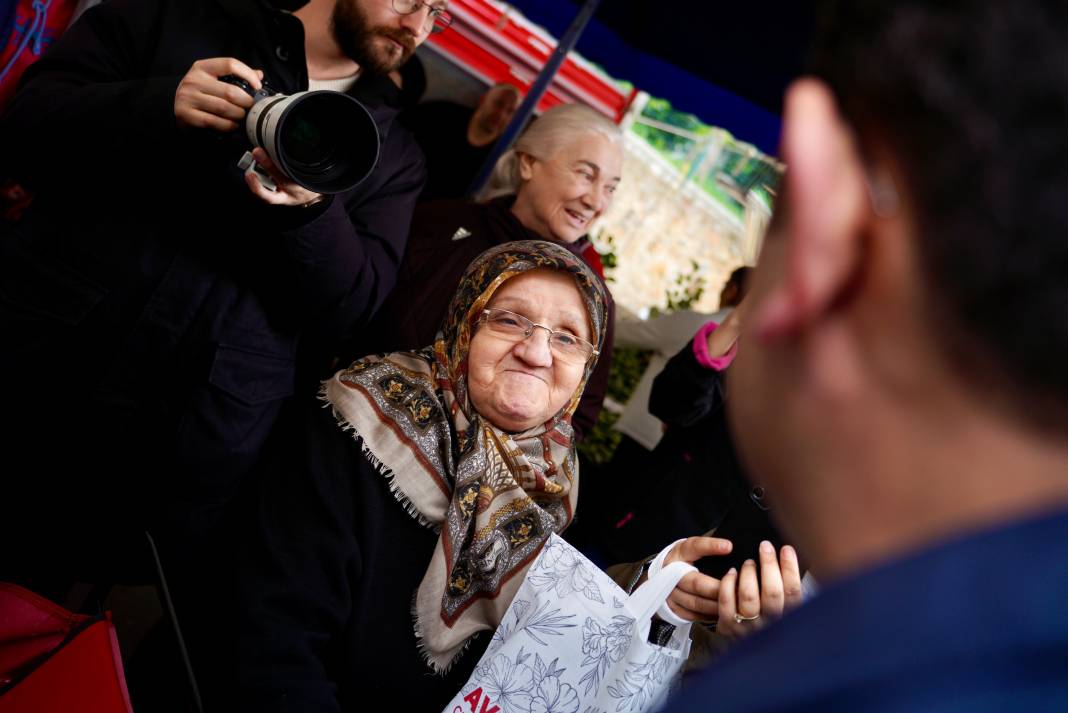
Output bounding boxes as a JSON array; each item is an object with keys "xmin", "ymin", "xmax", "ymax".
[
  {"xmin": 410, "ymin": 588, "xmax": 479, "ymax": 675},
  {"xmin": 317, "ymin": 383, "xmax": 439, "ymax": 533}
]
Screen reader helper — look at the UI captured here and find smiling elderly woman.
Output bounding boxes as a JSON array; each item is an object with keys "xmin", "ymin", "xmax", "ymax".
[
  {"xmin": 238, "ymin": 241, "xmax": 609, "ymax": 711},
  {"xmin": 350, "ymin": 103, "xmax": 622, "ymax": 442}
]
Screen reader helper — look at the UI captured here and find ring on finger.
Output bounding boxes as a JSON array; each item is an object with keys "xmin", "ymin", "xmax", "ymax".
[{"xmin": 733, "ymin": 612, "xmax": 760, "ymax": 624}]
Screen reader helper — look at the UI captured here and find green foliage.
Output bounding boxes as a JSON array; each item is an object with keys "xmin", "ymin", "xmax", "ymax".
[
  {"xmin": 577, "ymin": 346, "xmax": 653, "ymax": 465},
  {"xmin": 722, "ymin": 147, "xmax": 782, "ymax": 194},
  {"xmin": 700, "ymin": 179, "xmax": 745, "ymax": 220},
  {"xmin": 577, "ymin": 409, "xmax": 622, "ymax": 467},
  {"xmin": 606, "ymin": 345, "xmax": 653, "ymax": 404},
  {"xmin": 631, "ymin": 123, "xmax": 692, "ymax": 165},
  {"xmin": 631, "ymin": 98, "xmax": 709, "ymax": 164},
  {"xmin": 641, "ymin": 97, "xmax": 708, "ymax": 134},
  {"xmin": 629, "ymin": 95, "xmax": 782, "ymax": 219}
]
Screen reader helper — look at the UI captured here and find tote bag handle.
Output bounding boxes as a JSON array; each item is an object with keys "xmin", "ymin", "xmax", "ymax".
[{"xmin": 627, "ymin": 560, "xmax": 696, "ymax": 624}]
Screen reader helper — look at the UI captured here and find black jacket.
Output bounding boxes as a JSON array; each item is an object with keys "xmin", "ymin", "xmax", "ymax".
[
  {"xmin": 0, "ymin": 0, "xmax": 425, "ymax": 564},
  {"xmin": 399, "ymin": 100, "xmax": 492, "ymax": 202},
  {"xmin": 238, "ymin": 400, "xmax": 491, "ymax": 713},
  {"xmin": 348, "ymin": 197, "xmax": 615, "ymax": 441},
  {"xmin": 601, "ymin": 340, "xmax": 785, "ymax": 575}
]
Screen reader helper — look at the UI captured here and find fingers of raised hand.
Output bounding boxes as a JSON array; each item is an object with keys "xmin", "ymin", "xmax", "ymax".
[
  {"xmin": 667, "ymin": 536, "xmax": 732, "ymax": 566},
  {"xmin": 665, "ymin": 572, "xmax": 720, "ymax": 621},
  {"xmin": 715, "ymin": 567, "xmax": 743, "ymax": 639},
  {"xmin": 736, "ymin": 558, "xmax": 762, "ymax": 620},
  {"xmin": 715, "ymin": 546, "xmax": 804, "ymax": 639},
  {"xmin": 758, "ymin": 540, "xmax": 785, "ymax": 616},
  {"xmin": 716, "ymin": 562, "xmax": 763, "ymax": 640},
  {"xmin": 678, "ymin": 571, "xmax": 720, "ymax": 602},
  {"xmin": 779, "ymin": 545, "xmax": 803, "ymax": 610},
  {"xmin": 665, "ymin": 596, "xmax": 703, "ymax": 622}
]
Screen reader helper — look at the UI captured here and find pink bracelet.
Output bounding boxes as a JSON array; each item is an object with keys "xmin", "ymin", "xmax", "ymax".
[{"xmin": 692, "ymin": 321, "xmax": 737, "ymax": 371}]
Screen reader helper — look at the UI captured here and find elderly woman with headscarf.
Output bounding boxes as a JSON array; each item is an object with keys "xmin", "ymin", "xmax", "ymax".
[
  {"xmin": 348, "ymin": 103, "xmax": 622, "ymax": 442},
  {"xmin": 238, "ymin": 241, "xmax": 614, "ymax": 710},
  {"xmin": 238, "ymin": 241, "xmax": 800, "ymax": 712}
]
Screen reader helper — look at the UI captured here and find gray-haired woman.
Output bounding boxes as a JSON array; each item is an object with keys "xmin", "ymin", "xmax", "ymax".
[{"xmin": 350, "ymin": 103, "xmax": 623, "ymax": 441}]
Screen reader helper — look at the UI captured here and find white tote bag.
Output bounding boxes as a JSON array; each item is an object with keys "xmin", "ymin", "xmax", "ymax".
[{"xmin": 443, "ymin": 533, "xmax": 696, "ymax": 713}]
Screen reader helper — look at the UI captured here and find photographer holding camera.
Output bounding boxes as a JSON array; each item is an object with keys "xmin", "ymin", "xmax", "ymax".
[{"xmin": 0, "ymin": 0, "xmax": 442, "ymax": 632}]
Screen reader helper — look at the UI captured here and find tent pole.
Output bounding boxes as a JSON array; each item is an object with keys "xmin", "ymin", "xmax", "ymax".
[{"xmin": 465, "ymin": 0, "xmax": 604, "ymax": 198}]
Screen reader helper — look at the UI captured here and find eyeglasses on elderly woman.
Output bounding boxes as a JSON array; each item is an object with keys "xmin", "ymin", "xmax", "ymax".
[{"xmin": 478, "ymin": 308, "xmax": 599, "ymax": 364}]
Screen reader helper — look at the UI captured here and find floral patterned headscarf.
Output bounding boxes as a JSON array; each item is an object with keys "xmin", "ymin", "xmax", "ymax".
[{"xmin": 321, "ymin": 240, "xmax": 608, "ymax": 672}]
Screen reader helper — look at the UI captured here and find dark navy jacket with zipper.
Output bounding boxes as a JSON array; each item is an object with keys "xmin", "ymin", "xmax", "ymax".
[{"xmin": 0, "ymin": 0, "xmax": 425, "ymax": 571}]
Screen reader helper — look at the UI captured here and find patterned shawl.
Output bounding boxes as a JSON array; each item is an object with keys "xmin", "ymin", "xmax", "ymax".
[{"xmin": 321, "ymin": 240, "xmax": 609, "ymax": 672}]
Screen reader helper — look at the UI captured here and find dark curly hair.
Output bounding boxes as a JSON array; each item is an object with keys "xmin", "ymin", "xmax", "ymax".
[{"xmin": 811, "ymin": 0, "xmax": 1068, "ymax": 431}]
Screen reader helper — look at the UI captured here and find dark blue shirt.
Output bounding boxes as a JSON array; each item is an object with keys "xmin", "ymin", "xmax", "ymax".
[{"xmin": 663, "ymin": 508, "xmax": 1068, "ymax": 712}]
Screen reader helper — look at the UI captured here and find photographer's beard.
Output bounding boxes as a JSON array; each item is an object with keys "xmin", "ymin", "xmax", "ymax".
[{"xmin": 332, "ymin": 0, "xmax": 417, "ymax": 76}]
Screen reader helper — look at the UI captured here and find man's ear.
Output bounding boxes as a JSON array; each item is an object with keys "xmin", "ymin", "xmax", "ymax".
[{"xmin": 755, "ymin": 79, "xmax": 870, "ymax": 340}]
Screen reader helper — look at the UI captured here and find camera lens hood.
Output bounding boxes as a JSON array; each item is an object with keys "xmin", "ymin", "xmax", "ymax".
[{"xmin": 221, "ymin": 75, "xmax": 380, "ymax": 194}]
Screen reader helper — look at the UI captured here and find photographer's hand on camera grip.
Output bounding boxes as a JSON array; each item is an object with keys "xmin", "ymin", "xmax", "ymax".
[
  {"xmin": 244, "ymin": 148, "xmax": 325, "ymax": 207},
  {"xmin": 174, "ymin": 57, "xmax": 264, "ymax": 132}
]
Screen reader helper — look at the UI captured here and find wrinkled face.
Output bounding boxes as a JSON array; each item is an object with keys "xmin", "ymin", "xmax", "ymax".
[
  {"xmin": 467, "ymin": 269, "xmax": 592, "ymax": 432},
  {"xmin": 512, "ymin": 131, "xmax": 622, "ymax": 244},
  {"xmin": 332, "ymin": 0, "xmax": 437, "ymax": 75},
  {"xmin": 473, "ymin": 86, "xmax": 520, "ymax": 138}
]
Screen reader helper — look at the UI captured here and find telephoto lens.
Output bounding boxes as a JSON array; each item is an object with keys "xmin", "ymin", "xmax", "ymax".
[{"xmin": 221, "ymin": 75, "xmax": 380, "ymax": 194}]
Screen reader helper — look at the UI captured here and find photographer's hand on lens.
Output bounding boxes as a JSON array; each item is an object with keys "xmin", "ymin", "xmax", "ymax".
[
  {"xmin": 175, "ymin": 57, "xmax": 264, "ymax": 132},
  {"xmin": 245, "ymin": 148, "xmax": 324, "ymax": 207}
]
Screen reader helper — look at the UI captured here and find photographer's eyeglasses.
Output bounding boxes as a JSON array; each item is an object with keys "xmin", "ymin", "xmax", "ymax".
[
  {"xmin": 391, "ymin": 0, "xmax": 453, "ymax": 34},
  {"xmin": 478, "ymin": 308, "xmax": 599, "ymax": 365}
]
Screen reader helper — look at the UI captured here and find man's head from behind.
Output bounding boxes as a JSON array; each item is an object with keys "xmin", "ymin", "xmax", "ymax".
[
  {"xmin": 730, "ymin": 0, "xmax": 1068, "ymax": 574},
  {"xmin": 333, "ymin": 0, "xmax": 445, "ymax": 75},
  {"xmin": 471, "ymin": 83, "xmax": 522, "ymax": 141}
]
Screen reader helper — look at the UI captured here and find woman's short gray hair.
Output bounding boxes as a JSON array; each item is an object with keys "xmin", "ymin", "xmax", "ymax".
[{"xmin": 480, "ymin": 103, "xmax": 623, "ymax": 200}]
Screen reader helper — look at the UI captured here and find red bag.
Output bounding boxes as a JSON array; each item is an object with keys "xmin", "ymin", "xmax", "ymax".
[
  {"xmin": 0, "ymin": 0, "xmax": 79, "ymax": 111},
  {"xmin": 0, "ymin": 583, "xmax": 133, "ymax": 713}
]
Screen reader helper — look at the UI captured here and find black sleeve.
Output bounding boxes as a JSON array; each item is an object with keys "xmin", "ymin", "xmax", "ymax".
[
  {"xmin": 238, "ymin": 406, "xmax": 362, "ymax": 713},
  {"xmin": 648, "ymin": 337, "xmax": 726, "ymax": 428},
  {"xmin": 273, "ymin": 137, "xmax": 427, "ymax": 340}
]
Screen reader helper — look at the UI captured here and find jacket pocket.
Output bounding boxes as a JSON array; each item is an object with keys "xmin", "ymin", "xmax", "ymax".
[{"xmin": 207, "ymin": 343, "xmax": 296, "ymax": 406}]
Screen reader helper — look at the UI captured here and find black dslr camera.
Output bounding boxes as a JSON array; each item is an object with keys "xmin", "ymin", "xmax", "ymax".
[{"xmin": 220, "ymin": 75, "xmax": 380, "ymax": 195}]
